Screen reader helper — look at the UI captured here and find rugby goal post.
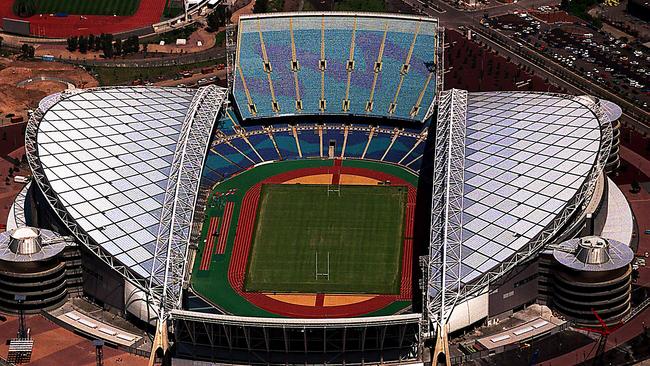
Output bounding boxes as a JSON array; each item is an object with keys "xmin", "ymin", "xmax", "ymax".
[
  {"xmin": 315, "ymin": 251, "xmax": 330, "ymax": 280},
  {"xmin": 326, "ymin": 183, "xmax": 341, "ymax": 197}
]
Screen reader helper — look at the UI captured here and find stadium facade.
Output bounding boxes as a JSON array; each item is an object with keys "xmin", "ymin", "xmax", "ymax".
[{"xmin": 7, "ymin": 11, "xmax": 634, "ymax": 366}]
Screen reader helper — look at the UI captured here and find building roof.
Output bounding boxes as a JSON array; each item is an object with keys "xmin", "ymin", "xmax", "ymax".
[
  {"xmin": 553, "ymin": 236, "xmax": 633, "ymax": 271},
  {"xmin": 234, "ymin": 12, "xmax": 439, "ymax": 122},
  {"xmin": 600, "ymin": 100, "xmax": 622, "ymax": 122},
  {"xmin": 0, "ymin": 227, "xmax": 71, "ymax": 262},
  {"xmin": 27, "ymin": 86, "xmax": 228, "ymax": 311},
  {"xmin": 429, "ymin": 91, "xmax": 611, "ymax": 314},
  {"xmin": 34, "ymin": 87, "xmax": 197, "ymax": 278}
]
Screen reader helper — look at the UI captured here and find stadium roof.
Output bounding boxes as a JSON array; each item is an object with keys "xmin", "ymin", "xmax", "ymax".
[
  {"xmin": 27, "ymin": 86, "xmax": 227, "ymax": 312},
  {"xmin": 234, "ymin": 12, "xmax": 439, "ymax": 122},
  {"xmin": 429, "ymin": 91, "xmax": 612, "ymax": 320}
]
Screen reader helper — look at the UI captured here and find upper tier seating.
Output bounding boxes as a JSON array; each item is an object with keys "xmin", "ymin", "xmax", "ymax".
[{"xmin": 233, "ymin": 14, "xmax": 438, "ymax": 122}]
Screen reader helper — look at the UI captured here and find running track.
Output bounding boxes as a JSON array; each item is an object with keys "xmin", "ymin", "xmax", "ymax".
[
  {"xmin": 0, "ymin": 0, "xmax": 166, "ymax": 37},
  {"xmin": 199, "ymin": 216, "xmax": 219, "ymax": 271},
  {"xmin": 227, "ymin": 166, "xmax": 416, "ymax": 318}
]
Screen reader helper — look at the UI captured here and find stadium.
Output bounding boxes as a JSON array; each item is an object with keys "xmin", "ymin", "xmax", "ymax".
[{"xmin": 6, "ymin": 11, "xmax": 634, "ymax": 366}]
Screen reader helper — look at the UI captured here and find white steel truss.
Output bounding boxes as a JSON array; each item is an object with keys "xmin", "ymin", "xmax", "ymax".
[
  {"xmin": 148, "ymin": 85, "xmax": 228, "ymax": 318},
  {"xmin": 426, "ymin": 89, "xmax": 467, "ymax": 328}
]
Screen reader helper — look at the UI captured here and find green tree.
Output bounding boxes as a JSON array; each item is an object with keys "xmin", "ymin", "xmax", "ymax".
[
  {"xmin": 67, "ymin": 36, "xmax": 78, "ymax": 51},
  {"xmin": 88, "ymin": 34, "xmax": 95, "ymax": 50},
  {"xmin": 114, "ymin": 38, "xmax": 123, "ymax": 56},
  {"xmin": 20, "ymin": 43, "xmax": 29, "ymax": 58},
  {"xmin": 207, "ymin": 10, "xmax": 220, "ymax": 31},
  {"xmin": 13, "ymin": 0, "xmax": 36, "ymax": 18},
  {"xmin": 253, "ymin": 0, "xmax": 268, "ymax": 13},
  {"xmin": 78, "ymin": 36, "xmax": 88, "ymax": 53},
  {"xmin": 102, "ymin": 34, "xmax": 114, "ymax": 58}
]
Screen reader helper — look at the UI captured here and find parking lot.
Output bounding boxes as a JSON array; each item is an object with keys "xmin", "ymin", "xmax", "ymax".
[{"xmin": 485, "ymin": 7, "xmax": 650, "ymax": 109}]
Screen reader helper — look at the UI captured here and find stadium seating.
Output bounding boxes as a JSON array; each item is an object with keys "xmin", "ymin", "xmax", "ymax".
[
  {"xmin": 322, "ymin": 126, "xmax": 346, "ymax": 158},
  {"xmin": 364, "ymin": 130, "xmax": 394, "ymax": 160},
  {"xmin": 383, "ymin": 133, "xmax": 422, "ymax": 164},
  {"xmin": 344, "ymin": 127, "xmax": 372, "ymax": 158},
  {"xmin": 234, "ymin": 15, "xmax": 438, "ymax": 122},
  {"xmin": 202, "ymin": 111, "xmax": 429, "ymax": 187},
  {"xmin": 296, "ymin": 125, "xmax": 321, "ymax": 157},
  {"xmin": 247, "ymin": 132, "xmax": 280, "ymax": 161}
]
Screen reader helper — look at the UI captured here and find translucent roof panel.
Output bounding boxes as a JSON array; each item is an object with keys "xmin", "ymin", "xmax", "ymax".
[
  {"xmin": 36, "ymin": 87, "xmax": 197, "ymax": 278},
  {"xmin": 460, "ymin": 92, "xmax": 602, "ymax": 285},
  {"xmin": 234, "ymin": 12, "xmax": 438, "ymax": 122}
]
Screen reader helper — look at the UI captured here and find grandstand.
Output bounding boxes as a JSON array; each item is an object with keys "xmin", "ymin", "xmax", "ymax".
[
  {"xmin": 233, "ymin": 13, "xmax": 439, "ymax": 121},
  {"xmin": 12, "ymin": 11, "xmax": 632, "ymax": 366}
]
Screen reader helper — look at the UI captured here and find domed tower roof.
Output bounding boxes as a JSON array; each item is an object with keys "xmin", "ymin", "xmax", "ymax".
[
  {"xmin": 553, "ymin": 236, "xmax": 634, "ymax": 272},
  {"xmin": 575, "ymin": 236, "xmax": 610, "ymax": 265},
  {"xmin": 0, "ymin": 227, "xmax": 73, "ymax": 262},
  {"xmin": 8, "ymin": 227, "xmax": 42, "ymax": 255}
]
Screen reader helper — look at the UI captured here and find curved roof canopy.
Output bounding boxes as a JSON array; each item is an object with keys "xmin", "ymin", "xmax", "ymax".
[
  {"xmin": 428, "ymin": 90, "xmax": 611, "ymax": 321},
  {"xmin": 28, "ymin": 86, "xmax": 228, "ymax": 312}
]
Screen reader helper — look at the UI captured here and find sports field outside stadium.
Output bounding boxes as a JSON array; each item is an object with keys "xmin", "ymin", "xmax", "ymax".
[
  {"xmin": 17, "ymin": 0, "xmax": 140, "ymax": 16},
  {"xmin": 245, "ymin": 184, "xmax": 407, "ymax": 294},
  {"xmin": 191, "ymin": 159, "xmax": 418, "ymax": 318}
]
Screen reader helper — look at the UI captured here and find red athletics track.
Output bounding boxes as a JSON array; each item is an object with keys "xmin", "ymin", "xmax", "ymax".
[
  {"xmin": 227, "ymin": 166, "xmax": 416, "ymax": 318},
  {"xmin": 199, "ymin": 216, "xmax": 219, "ymax": 271},
  {"xmin": 215, "ymin": 202, "xmax": 234, "ymax": 255},
  {"xmin": 0, "ymin": 0, "xmax": 166, "ymax": 37}
]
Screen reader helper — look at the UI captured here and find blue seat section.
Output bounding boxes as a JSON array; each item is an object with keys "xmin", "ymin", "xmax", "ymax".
[
  {"xmin": 262, "ymin": 30, "xmax": 297, "ymax": 114},
  {"xmin": 204, "ymin": 151, "xmax": 241, "ymax": 179},
  {"xmin": 344, "ymin": 129, "xmax": 370, "ymax": 158},
  {"xmin": 364, "ymin": 131, "xmax": 393, "ymax": 160},
  {"xmin": 247, "ymin": 133, "xmax": 278, "ymax": 161},
  {"xmin": 395, "ymin": 33, "xmax": 437, "ymax": 119},
  {"xmin": 218, "ymin": 110, "xmax": 241, "ymax": 135},
  {"xmin": 323, "ymin": 29, "xmax": 351, "ymax": 114},
  {"xmin": 297, "ymin": 126, "xmax": 321, "ymax": 157},
  {"xmin": 348, "ymin": 30, "xmax": 381, "ymax": 115},
  {"xmin": 212, "ymin": 142, "xmax": 251, "ymax": 169},
  {"xmin": 371, "ymin": 31, "xmax": 410, "ymax": 118},
  {"xmin": 292, "ymin": 29, "xmax": 323, "ymax": 115},
  {"xmin": 401, "ymin": 138, "xmax": 425, "ymax": 168},
  {"xmin": 384, "ymin": 134, "xmax": 418, "ymax": 163},
  {"xmin": 229, "ymin": 137, "xmax": 260, "ymax": 164},
  {"xmin": 322, "ymin": 126, "xmax": 346, "ymax": 157},
  {"xmin": 273, "ymin": 129, "xmax": 300, "ymax": 160},
  {"xmin": 234, "ymin": 15, "xmax": 438, "ymax": 122},
  {"xmin": 235, "ymin": 32, "xmax": 275, "ymax": 118}
]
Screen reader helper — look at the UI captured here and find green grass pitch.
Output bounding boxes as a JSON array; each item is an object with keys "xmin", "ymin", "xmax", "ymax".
[
  {"xmin": 28, "ymin": 0, "xmax": 140, "ymax": 16},
  {"xmin": 244, "ymin": 184, "xmax": 407, "ymax": 294}
]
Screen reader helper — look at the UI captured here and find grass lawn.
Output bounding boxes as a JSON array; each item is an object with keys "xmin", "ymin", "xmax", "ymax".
[
  {"xmin": 244, "ymin": 184, "xmax": 406, "ymax": 294},
  {"xmin": 29, "ymin": 0, "xmax": 140, "ymax": 16},
  {"xmin": 93, "ymin": 58, "xmax": 223, "ymax": 85}
]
